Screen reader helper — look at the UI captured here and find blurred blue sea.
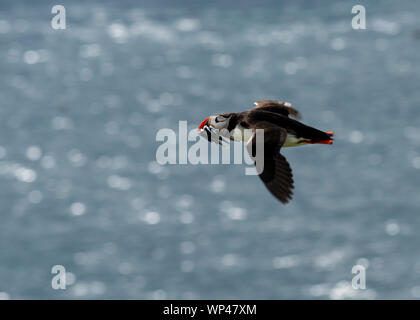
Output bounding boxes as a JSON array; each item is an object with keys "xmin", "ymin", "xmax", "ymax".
[{"xmin": 1, "ymin": 0, "xmax": 420, "ymax": 299}]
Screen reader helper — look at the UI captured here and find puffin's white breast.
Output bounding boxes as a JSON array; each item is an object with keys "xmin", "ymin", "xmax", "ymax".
[{"xmin": 282, "ymin": 134, "xmax": 308, "ymax": 147}]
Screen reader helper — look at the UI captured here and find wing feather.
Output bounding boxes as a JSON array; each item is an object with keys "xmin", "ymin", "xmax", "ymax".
[
  {"xmin": 246, "ymin": 126, "xmax": 294, "ymax": 204},
  {"xmin": 253, "ymin": 100, "xmax": 301, "ymax": 119}
]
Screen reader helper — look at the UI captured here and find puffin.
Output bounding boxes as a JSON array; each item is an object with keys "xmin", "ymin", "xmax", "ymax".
[{"xmin": 197, "ymin": 100, "xmax": 334, "ymax": 204}]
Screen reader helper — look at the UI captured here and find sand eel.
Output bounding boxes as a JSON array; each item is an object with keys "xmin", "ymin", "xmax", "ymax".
[{"xmin": 198, "ymin": 100, "xmax": 334, "ymax": 203}]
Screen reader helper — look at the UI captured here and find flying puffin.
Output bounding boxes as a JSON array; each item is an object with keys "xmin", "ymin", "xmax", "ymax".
[{"xmin": 197, "ymin": 100, "xmax": 334, "ymax": 204}]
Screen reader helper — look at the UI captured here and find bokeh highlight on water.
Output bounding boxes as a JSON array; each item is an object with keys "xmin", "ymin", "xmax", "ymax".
[{"xmin": 1, "ymin": 0, "xmax": 420, "ymax": 299}]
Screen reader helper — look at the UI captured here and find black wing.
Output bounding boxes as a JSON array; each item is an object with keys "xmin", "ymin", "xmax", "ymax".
[
  {"xmin": 246, "ymin": 126, "xmax": 294, "ymax": 204},
  {"xmin": 253, "ymin": 100, "xmax": 301, "ymax": 120},
  {"xmin": 247, "ymin": 109, "xmax": 330, "ymax": 142}
]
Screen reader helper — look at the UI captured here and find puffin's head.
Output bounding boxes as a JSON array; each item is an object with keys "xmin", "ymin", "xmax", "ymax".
[
  {"xmin": 198, "ymin": 114, "xmax": 231, "ymax": 131},
  {"xmin": 197, "ymin": 114, "xmax": 232, "ymax": 145}
]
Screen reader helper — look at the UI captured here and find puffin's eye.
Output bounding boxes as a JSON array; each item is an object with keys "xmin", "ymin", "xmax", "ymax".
[{"xmin": 215, "ymin": 116, "xmax": 224, "ymax": 123}]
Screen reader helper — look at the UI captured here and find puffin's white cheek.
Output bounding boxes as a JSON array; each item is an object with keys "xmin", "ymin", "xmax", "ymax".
[{"xmin": 215, "ymin": 121, "xmax": 227, "ymax": 129}]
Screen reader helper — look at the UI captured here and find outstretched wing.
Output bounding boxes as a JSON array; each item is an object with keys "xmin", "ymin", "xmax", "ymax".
[
  {"xmin": 253, "ymin": 100, "xmax": 301, "ymax": 120},
  {"xmin": 246, "ymin": 126, "xmax": 294, "ymax": 204}
]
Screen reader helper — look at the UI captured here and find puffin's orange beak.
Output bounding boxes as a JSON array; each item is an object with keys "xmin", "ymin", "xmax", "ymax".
[{"xmin": 198, "ymin": 117, "xmax": 210, "ymax": 130}]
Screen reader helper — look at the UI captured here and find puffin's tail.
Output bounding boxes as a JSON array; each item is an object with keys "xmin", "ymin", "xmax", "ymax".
[{"xmin": 308, "ymin": 131, "xmax": 334, "ymax": 145}]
